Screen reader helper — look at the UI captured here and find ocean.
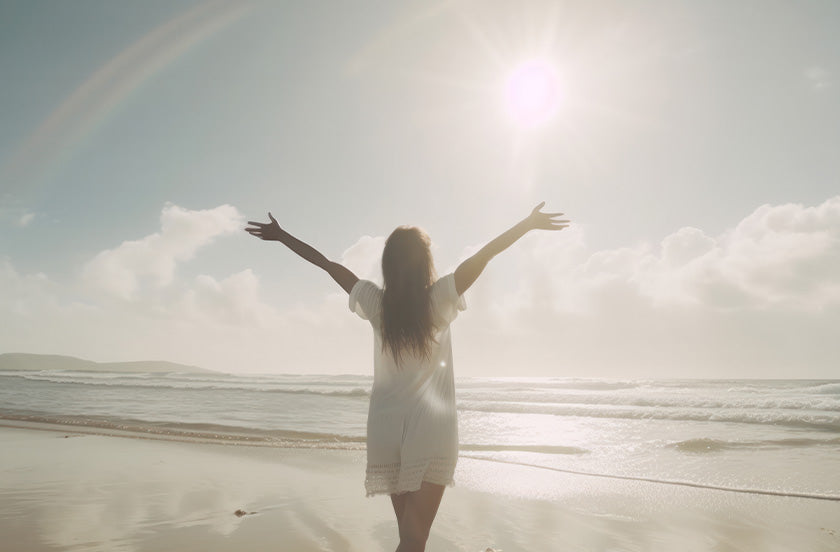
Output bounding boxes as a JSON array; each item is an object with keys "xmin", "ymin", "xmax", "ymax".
[{"xmin": 1, "ymin": 370, "xmax": 838, "ymax": 502}]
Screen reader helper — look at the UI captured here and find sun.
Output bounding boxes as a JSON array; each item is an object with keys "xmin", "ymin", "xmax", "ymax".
[{"xmin": 504, "ymin": 60, "xmax": 561, "ymax": 129}]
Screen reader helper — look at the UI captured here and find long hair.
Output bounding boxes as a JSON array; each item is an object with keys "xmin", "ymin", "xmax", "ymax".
[{"xmin": 381, "ymin": 226, "xmax": 438, "ymax": 364}]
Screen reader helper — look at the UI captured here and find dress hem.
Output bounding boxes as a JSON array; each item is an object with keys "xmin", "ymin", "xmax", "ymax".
[
  {"xmin": 365, "ymin": 478, "xmax": 455, "ymax": 498},
  {"xmin": 364, "ymin": 456, "xmax": 457, "ymax": 497}
]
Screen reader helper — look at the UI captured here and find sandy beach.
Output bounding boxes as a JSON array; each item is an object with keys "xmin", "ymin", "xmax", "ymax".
[{"xmin": 1, "ymin": 423, "xmax": 837, "ymax": 552}]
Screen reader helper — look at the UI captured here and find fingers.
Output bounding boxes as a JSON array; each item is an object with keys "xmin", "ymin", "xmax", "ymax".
[
  {"xmin": 545, "ymin": 222, "xmax": 570, "ymax": 230},
  {"xmin": 244, "ymin": 228, "xmax": 269, "ymax": 240},
  {"xmin": 539, "ymin": 214, "xmax": 571, "ymax": 230},
  {"xmin": 246, "ymin": 212, "xmax": 278, "ymax": 228},
  {"xmin": 531, "ymin": 202, "xmax": 567, "ymax": 219},
  {"xmin": 244, "ymin": 212, "xmax": 278, "ymax": 240},
  {"xmin": 525, "ymin": 202, "xmax": 570, "ymax": 231}
]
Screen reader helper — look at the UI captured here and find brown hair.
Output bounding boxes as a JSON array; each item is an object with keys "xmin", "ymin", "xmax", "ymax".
[{"xmin": 381, "ymin": 226, "xmax": 438, "ymax": 364}]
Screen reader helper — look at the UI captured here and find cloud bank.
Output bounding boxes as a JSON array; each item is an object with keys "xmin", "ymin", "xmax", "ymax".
[
  {"xmin": 1, "ymin": 198, "xmax": 838, "ymax": 378},
  {"xmin": 512, "ymin": 196, "xmax": 840, "ymax": 314},
  {"xmin": 458, "ymin": 196, "xmax": 840, "ymax": 378},
  {"xmin": 82, "ymin": 203, "xmax": 242, "ymax": 299}
]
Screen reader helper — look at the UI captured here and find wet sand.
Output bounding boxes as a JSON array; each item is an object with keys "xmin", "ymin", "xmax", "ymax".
[{"xmin": 1, "ymin": 424, "xmax": 838, "ymax": 551}]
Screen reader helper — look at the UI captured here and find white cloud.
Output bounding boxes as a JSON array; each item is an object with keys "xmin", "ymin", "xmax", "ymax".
[
  {"xmin": 82, "ymin": 203, "xmax": 242, "ymax": 299},
  {"xmin": 0, "ymin": 258, "xmax": 55, "ymax": 317},
  {"xmin": 177, "ymin": 269, "xmax": 279, "ymax": 326},
  {"xmin": 678, "ymin": 198, "xmax": 840, "ymax": 310},
  {"xmin": 17, "ymin": 212, "xmax": 35, "ymax": 227},
  {"xmin": 805, "ymin": 65, "xmax": 830, "ymax": 90},
  {"xmin": 340, "ymin": 235, "xmax": 386, "ymax": 284},
  {"xmin": 0, "ymin": 203, "xmax": 37, "ymax": 228}
]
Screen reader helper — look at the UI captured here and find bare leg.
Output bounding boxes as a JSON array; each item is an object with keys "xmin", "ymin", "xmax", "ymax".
[
  {"xmin": 390, "ymin": 492, "xmax": 407, "ymax": 524},
  {"xmin": 394, "ymin": 481, "xmax": 445, "ymax": 552}
]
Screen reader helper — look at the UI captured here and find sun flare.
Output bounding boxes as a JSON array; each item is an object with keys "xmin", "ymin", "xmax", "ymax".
[{"xmin": 504, "ymin": 60, "xmax": 561, "ymax": 129}]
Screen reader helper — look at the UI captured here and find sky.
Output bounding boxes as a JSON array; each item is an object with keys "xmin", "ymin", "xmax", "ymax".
[{"xmin": 1, "ymin": 0, "xmax": 838, "ymax": 378}]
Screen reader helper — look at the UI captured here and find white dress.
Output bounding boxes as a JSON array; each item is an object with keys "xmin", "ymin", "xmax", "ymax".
[{"xmin": 349, "ymin": 273, "xmax": 466, "ymax": 497}]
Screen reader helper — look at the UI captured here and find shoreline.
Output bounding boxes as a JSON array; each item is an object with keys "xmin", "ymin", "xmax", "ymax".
[
  {"xmin": 6, "ymin": 417, "xmax": 839, "ymax": 504},
  {"xmin": 2, "ymin": 425, "xmax": 839, "ymax": 551}
]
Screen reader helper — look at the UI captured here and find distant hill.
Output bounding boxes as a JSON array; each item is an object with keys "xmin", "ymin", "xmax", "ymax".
[{"xmin": 0, "ymin": 353, "xmax": 216, "ymax": 374}]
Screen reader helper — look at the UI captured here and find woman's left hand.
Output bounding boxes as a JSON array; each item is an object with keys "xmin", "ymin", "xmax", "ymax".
[{"xmin": 525, "ymin": 202, "xmax": 569, "ymax": 231}]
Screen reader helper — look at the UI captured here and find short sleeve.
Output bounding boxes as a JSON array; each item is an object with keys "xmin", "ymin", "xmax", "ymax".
[
  {"xmin": 430, "ymin": 273, "xmax": 466, "ymax": 326},
  {"xmin": 349, "ymin": 280, "xmax": 383, "ymax": 322}
]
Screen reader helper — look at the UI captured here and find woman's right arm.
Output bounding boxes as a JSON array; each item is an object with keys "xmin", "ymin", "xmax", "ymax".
[
  {"xmin": 245, "ymin": 212, "xmax": 359, "ymax": 294},
  {"xmin": 453, "ymin": 202, "xmax": 568, "ymax": 295}
]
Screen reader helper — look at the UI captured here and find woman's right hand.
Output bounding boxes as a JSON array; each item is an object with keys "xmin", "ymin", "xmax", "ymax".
[
  {"xmin": 245, "ymin": 212, "xmax": 284, "ymax": 241},
  {"xmin": 525, "ymin": 202, "xmax": 569, "ymax": 231}
]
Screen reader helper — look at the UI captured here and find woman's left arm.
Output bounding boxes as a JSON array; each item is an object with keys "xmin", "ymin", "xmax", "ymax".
[
  {"xmin": 245, "ymin": 212, "xmax": 359, "ymax": 294},
  {"xmin": 453, "ymin": 202, "xmax": 568, "ymax": 295}
]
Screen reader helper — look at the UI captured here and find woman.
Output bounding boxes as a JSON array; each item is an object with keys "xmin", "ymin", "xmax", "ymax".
[{"xmin": 245, "ymin": 202, "xmax": 568, "ymax": 552}]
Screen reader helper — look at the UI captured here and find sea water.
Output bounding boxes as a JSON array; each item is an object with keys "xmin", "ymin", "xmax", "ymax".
[{"xmin": 1, "ymin": 370, "xmax": 838, "ymax": 501}]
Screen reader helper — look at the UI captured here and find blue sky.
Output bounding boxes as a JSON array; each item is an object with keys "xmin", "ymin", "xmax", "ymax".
[{"xmin": 1, "ymin": 0, "xmax": 838, "ymax": 377}]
